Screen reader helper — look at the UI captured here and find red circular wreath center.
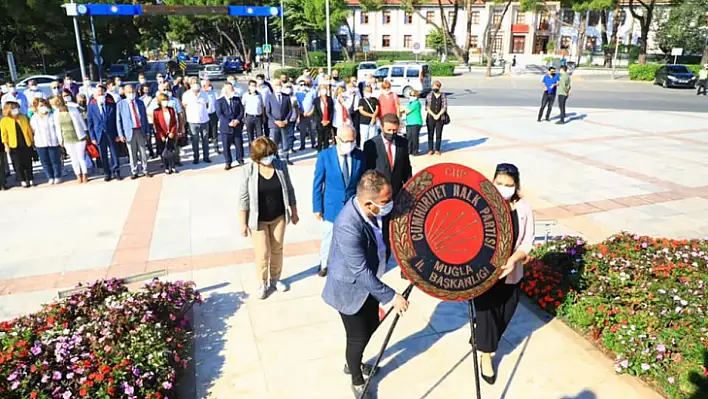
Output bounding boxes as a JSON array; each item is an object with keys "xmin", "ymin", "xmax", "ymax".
[{"xmin": 423, "ymin": 198, "xmax": 484, "ymax": 265}]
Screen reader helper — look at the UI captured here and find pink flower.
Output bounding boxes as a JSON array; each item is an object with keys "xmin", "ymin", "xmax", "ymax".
[
  {"xmin": 668, "ymin": 377, "xmax": 675, "ymax": 384},
  {"xmin": 620, "ymin": 360, "xmax": 629, "ymax": 369}
]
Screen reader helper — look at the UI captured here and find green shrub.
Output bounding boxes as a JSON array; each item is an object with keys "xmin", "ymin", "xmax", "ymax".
[
  {"xmin": 273, "ymin": 68, "xmax": 301, "ymax": 80},
  {"xmin": 308, "ymin": 51, "xmax": 328, "ymax": 66},
  {"xmin": 333, "ymin": 62, "xmax": 358, "ymax": 78},
  {"xmin": 628, "ymin": 64, "xmax": 662, "ymax": 81},
  {"xmin": 687, "ymin": 64, "xmax": 701, "ymax": 75},
  {"xmin": 429, "ymin": 62, "xmax": 455, "ymax": 76}
]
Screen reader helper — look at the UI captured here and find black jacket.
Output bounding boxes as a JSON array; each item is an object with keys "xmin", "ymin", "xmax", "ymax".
[{"xmin": 363, "ymin": 134, "xmax": 412, "ymax": 198}]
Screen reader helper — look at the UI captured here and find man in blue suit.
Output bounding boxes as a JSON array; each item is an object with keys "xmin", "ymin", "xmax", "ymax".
[
  {"xmin": 216, "ymin": 82, "xmax": 245, "ymax": 170},
  {"xmin": 87, "ymin": 85, "xmax": 122, "ymax": 181},
  {"xmin": 321, "ymin": 170, "xmax": 408, "ymax": 398},
  {"xmin": 312, "ymin": 125, "xmax": 366, "ymax": 277},
  {"xmin": 117, "ymin": 85, "xmax": 151, "ymax": 179},
  {"xmin": 265, "ymin": 81, "xmax": 293, "ymax": 165}
]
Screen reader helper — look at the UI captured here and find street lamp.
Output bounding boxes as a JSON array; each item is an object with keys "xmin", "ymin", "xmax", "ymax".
[{"xmin": 325, "ymin": 0, "xmax": 331, "ymax": 76}]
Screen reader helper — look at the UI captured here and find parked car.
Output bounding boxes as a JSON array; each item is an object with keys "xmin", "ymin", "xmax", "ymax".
[
  {"xmin": 108, "ymin": 64, "xmax": 130, "ymax": 79},
  {"xmin": 223, "ymin": 57, "xmax": 243, "ymax": 73},
  {"xmin": 654, "ymin": 65, "xmax": 697, "ymax": 88},
  {"xmin": 16, "ymin": 74, "xmax": 59, "ymax": 98},
  {"xmin": 371, "ymin": 62, "xmax": 432, "ymax": 97},
  {"xmin": 200, "ymin": 55, "xmax": 216, "ymax": 65},
  {"xmin": 356, "ymin": 61, "xmax": 377, "ymax": 82},
  {"xmin": 199, "ymin": 64, "xmax": 225, "ymax": 81}
]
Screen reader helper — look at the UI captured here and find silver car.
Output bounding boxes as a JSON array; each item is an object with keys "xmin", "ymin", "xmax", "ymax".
[{"xmin": 199, "ymin": 64, "xmax": 225, "ymax": 81}]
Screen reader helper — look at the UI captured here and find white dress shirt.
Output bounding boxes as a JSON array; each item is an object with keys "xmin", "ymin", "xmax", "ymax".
[
  {"xmin": 205, "ymin": 89, "xmax": 217, "ymax": 114},
  {"xmin": 30, "ymin": 114, "xmax": 61, "ymax": 148},
  {"xmin": 163, "ymin": 109, "xmax": 171, "ymax": 128},
  {"xmin": 141, "ymin": 95, "xmax": 158, "ymax": 125},
  {"xmin": 182, "ymin": 89, "xmax": 209, "ymax": 124}
]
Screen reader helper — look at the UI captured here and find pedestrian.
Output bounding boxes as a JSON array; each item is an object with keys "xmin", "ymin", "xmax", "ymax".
[
  {"xmin": 265, "ymin": 81, "xmax": 293, "ymax": 165},
  {"xmin": 49, "ymin": 81, "xmax": 62, "ymax": 99},
  {"xmin": 1, "ymin": 101, "xmax": 35, "ymax": 187},
  {"xmin": 243, "ymin": 80, "xmax": 264, "ymax": 143},
  {"xmin": 76, "ymin": 94, "xmax": 89, "ymax": 122},
  {"xmin": 202, "ymin": 79, "xmax": 220, "ymax": 154},
  {"xmin": 358, "ymin": 86, "xmax": 379, "ymax": 145},
  {"xmin": 237, "ymin": 136, "xmax": 299, "ymax": 299},
  {"xmin": 141, "ymin": 83, "xmax": 158, "ymax": 159},
  {"xmin": 24, "ymin": 80, "xmax": 45, "ymax": 101},
  {"xmin": 363, "ymin": 113, "xmax": 412, "ymax": 276},
  {"xmin": 333, "ymin": 86, "xmax": 352, "ymax": 135},
  {"xmin": 257, "ymin": 74, "xmax": 273, "ymax": 138},
  {"xmin": 182, "ymin": 77, "xmax": 212, "ymax": 164},
  {"xmin": 473, "ymin": 162, "xmax": 535, "ymax": 385},
  {"xmin": 537, "ymin": 66, "xmax": 559, "ymax": 122},
  {"xmin": 296, "ymin": 68, "xmax": 311, "ymax": 84},
  {"xmin": 296, "ymin": 78, "xmax": 317, "ymax": 150},
  {"xmin": 159, "ymin": 82, "xmax": 185, "ymax": 167},
  {"xmin": 556, "ymin": 65, "xmax": 572, "ymax": 125},
  {"xmin": 0, "ymin": 82, "xmax": 29, "ymax": 115},
  {"xmin": 314, "ymin": 67, "xmax": 326, "ymax": 87},
  {"xmin": 216, "ymin": 82, "xmax": 245, "ymax": 170},
  {"xmin": 321, "ymin": 170, "xmax": 410, "ymax": 398},
  {"xmin": 87, "ymin": 85, "xmax": 122, "ymax": 181},
  {"xmin": 425, "ymin": 81, "xmax": 448, "ymax": 155},
  {"xmin": 377, "ymin": 80, "xmax": 400, "ymax": 119},
  {"xmin": 312, "ymin": 124, "xmax": 366, "ymax": 277},
  {"xmin": 62, "ymin": 75, "xmax": 79, "ymax": 98},
  {"xmin": 31, "ymin": 98, "xmax": 63, "ymax": 184},
  {"xmin": 153, "ymin": 93, "xmax": 179, "ymax": 175},
  {"xmin": 50, "ymin": 96, "xmax": 89, "ymax": 183},
  {"xmin": 697, "ymin": 64, "xmax": 708, "ymax": 96},
  {"xmin": 345, "ymin": 82, "xmax": 361, "ymax": 144},
  {"xmin": 313, "ymin": 84, "xmax": 334, "ymax": 152},
  {"xmin": 404, "ymin": 90, "xmax": 423, "ymax": 156},
  {"xmin": 117, "ymin": 85, "xmax": 151, "ymax": 179},
  {"xmin": 285, "ymin": 83, "xmax": 299, "ymax": 154}
]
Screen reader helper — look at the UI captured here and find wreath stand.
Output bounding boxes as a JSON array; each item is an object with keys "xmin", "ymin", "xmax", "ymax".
[{"xmin": 361, "ymin": 282, "xmax": 483, "ymax": 399}]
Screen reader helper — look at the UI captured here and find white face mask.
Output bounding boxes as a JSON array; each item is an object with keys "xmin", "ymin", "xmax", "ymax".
[
  {"xmin": 95, "ymin": 95, "xmax": 105, "ymax": 103},
  {"xmin": 494, "ymin": 184, "xmax": 516, "ymax": 200},
  {"xmin": 157, "ymin": 77, "xmax": 164, "ymax": 83},
  {"xmin": 274, "ymin": 86, "xmax": 282, "ymax": 94},
  {"xmin": 63, "ymin": 96, "xmax": 72, "ymax": 103},
  {"xmin": 192, "ymin": 86, "xmax": 200, "ymax": 92},
  {"xmin": 139, "ymin": 78, "xmax": 146, "ymax": 84},
  {"xmin": 28, "ymin": 86, "xmax": 37, "ymax": 91},
  {"xmin": 319, "ymin": 90, "xmax": 328, "ymax": 97},
  {"xmin": 161, "ymin": 100, "xmax": 170, "ymax": 108},
  {"xmin": 260, "ymin": 155, "xmax": 275, "ymax": 165},
  {"xmin": 256, "ymin": 79, "xmax": 264, "ymax": 85},
  {"xmin": 115, "ymin": 81, "xmax": 122, "ymax": 87},
  {"xmin": 338, "ymin": 141, "xmax": 355, "ymax": 155},
  {"xmin": 249, "ymin": 86, "xmax": 256, "ymax": 93},
  {"xmin": 227, "ymin": 79, "xmax": 235, "ymax": 84},
  {"xmin": 83, "ymin": 81, "xmax": 90, "ymax": 87},
  {"xmin": 10, "ymin": 108, "xmax": 20, "ymax": 116},
  {"xmin": 371, "ymin": 201, "xmax": 393, "ymax": 217},
  {"xmin": 38, "ymin": 106, "xmax": 49, "ymax": 114},
  {"xmin": 126, "ymin": 93, "xmax": 135, "ymax": 100}
]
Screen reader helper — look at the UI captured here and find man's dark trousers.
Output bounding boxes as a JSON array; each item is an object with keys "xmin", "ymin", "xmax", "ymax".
[
  {"xmin": 557, "ymin": 95, "xmax": 568, "ymax": 122},
  {"xmin": 538, "ymin": 92, "xmax": 556, "ymax": 121},
  {"xmin": 298, "ymin": 115, "xmax": 316, "ymax": 149},
  {"xmin": 221, "ymin": 129, "xmax": 244, "ymax": 166},
  {"xmin": 208, "ymin": 112, "xmax": 220, "ymax": 153},
  {"xmin": 98, "ymin": 134, "xmax": 120, "ymax": 178},
  {"xmin": 245, "ymin": 115, "xmax": 263, "ymax": 143}
]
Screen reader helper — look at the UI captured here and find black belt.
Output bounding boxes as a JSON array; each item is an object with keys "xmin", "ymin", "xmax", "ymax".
[{"xmin": 246, "ymin": 114, "xmax": 261, "ymax": 118}]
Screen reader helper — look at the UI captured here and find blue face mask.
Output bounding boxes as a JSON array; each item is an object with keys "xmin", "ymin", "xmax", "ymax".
[{"xmin": 372, "ymin": 201, "xmax": 393, "ymax": 217}]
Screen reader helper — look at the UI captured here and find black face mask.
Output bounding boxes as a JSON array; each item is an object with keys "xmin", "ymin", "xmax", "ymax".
[
  {"xmin": 383, "ymin": 133, "xmax": 395, "ymax": 142},
  {"xmin": 432, "ymin": 88, "xmax": 440, "ymax": 93}
]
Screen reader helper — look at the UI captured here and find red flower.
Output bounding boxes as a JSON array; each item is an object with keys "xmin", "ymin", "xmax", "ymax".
[
  {"xmin": 30, "ymin": 393, "xmax": 38, "ymax": 399},
  {"xmin": 107, "ymin": 386, "xmax": 116, "ymax": 396},
  {"xmin": 79, "ymin": 388, "xmax": 88, "ymax": 397}
]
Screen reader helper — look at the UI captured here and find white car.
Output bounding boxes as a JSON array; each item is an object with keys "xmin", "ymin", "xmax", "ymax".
[
  {"xmin": 357, "ymin": 62, "xmax": 377, "ymax": 82},
  {"xmin": 16, "ymin": 75, "xmax": 59, "ymax": 98},
  {"xmin": 371, "ymin": 62, "xmax": 432, "ymax": 97}
]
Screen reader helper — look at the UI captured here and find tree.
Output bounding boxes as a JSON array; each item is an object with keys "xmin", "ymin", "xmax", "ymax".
[
  {"xmin": 627, "ymin": 0, "xmax": 657, "ymax": 64},
  {"xmin": 426, "ymin": 27, "xmax": 452, "ymax": 54},
  {"xmin": 655, "ymin": 0, "xmax": 708, "ymax": 63},
  {"xmin": 401, "ymin": 0, "xmax": 466, "ymax": 61}
]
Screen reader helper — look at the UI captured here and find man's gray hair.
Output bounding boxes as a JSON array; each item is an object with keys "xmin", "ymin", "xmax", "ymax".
[{"xmin": 357, "ymin": 170, "xmax": 391, "ymax": 200}]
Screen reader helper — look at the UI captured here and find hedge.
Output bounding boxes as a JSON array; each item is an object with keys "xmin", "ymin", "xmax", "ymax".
[
  {"xmin": 628, "ymin": 64, "xmax": 702, "ymax": 81},
  {"xmin": 429, "ymin": 63, "xmax": 455, "ymax": 77},
  {"xmin": 524, "ymin": 233, "xmax": 708, "ymax": 399}
]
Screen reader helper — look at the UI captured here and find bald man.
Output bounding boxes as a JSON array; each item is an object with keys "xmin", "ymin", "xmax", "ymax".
[{"xmin": 312, "ymin": 125, "xmax": 367, "ymax": 277}]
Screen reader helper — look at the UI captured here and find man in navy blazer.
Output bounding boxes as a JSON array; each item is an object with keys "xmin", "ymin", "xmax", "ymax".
[
  {"xmin": 321, "ymin": 170, "xmax": 408, "ymax": 397},
  {"xmin": 117, "ymin": 85, "xmax": 151, "ymax": 179},
  {"xmin": 87, "ymin": 84, "xmax": 122, "ymax": 181},
  {"xmin": 216, "ymin": 82, "xmax": 245, "ymax": 170},
  {"xmin": 312, "ymin": 125, "xmax": 366, "ymax": 277},
  {"xmin": 265, "ymin": 81, "xmax": 293, "ymax": 164}
]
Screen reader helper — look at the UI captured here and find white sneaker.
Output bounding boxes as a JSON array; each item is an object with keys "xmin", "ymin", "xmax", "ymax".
[
  {"xmin": 20, "ymin": 181, "xmax": 27, "ymax": 187},
  {"xmin": 271, "ymin": 280, "xmax": 289, "ymax": 292},
  {"xmin": 29, "ymin": 180, "xmax": 34, "ymax": 187},
  {"xmin": 54, "ymin": 178, "xmax": 61, "ymax": 184},
  {"xmin": 257, "ymin": 283, "xmax": 268, "ymax": 299},
  {"xmin": 48, "ymin": 178, "xmax": 55, "ymax": 185}
]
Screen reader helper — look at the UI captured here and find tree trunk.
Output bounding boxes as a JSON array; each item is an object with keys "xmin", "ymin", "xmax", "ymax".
[
  {"xmin": 576, "ymin": 12, "xmax": 587, "ymax": 66},
  {"xmin": 606, "ymin": 6, "xmax": 622, "ymax": 68},
  {"xmin": 702, "ymin": 45, "xmax": 708, "ymax": 66},
  {"xmin": 234, "ymin": 21, "xmax": 250, "ymax": 62},
  {"xmin": 344, "ymin": 20, "xmax": 357, "ymax": 62},
  {"xmin": 485, "ymin": 1, "xmax": 512, "ymax": 77},
  {"xmin": 215, "ymin": 24, "xmax": 241, "ymax": 57},
  {"xmin": 450, "ymin": 0, "xmax": 460, "ymax": 34},
  {"xmin": 463, "ymin": 0, "xmax": 473, "ymax": 64},
  {"xmin": 437, "ymin": 0, "xmax": 466, "ymax": 61},
  {"xmin": 303, "ymin": 42, "xmax": 311, "ymax": 67},
  {"xmin": 627, "ymin": 0, "xmax": 654, "ymax": 65},
  {"xmin": 638, "ymin": 24, "xmax": 649, "ymax": 64}
]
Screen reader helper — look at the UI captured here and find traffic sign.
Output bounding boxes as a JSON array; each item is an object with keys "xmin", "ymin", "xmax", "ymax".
[
  {"xmin": 94, "ymin": 56, "xmax": 103, "ymax": 66},
  {"xmin": 91, "ymin": 44, "xmax": 103, "ymax": 55},
  {"xmin": 670, "ymin": 48, "xmax": 683, "ymax": 56},
  {"xmin": 413, "ymin": 42, "xmax": 421, "ymax": 54},
  {"xmin": 177, "ymin": 52, "xmax": 188, "ymax": 62},
  {"xmin": 263, "ymin": 44, "xmax": 272, "ymax": 54},
  {"xmin": 64, "ymin": 4, "xmax": 282, "ymax": 17},
  {"xmin": 363, "ymin": 45, "xmax": 370, "ymax": 53},
  {"xmin": 256, "ymin": 46, "xmax": 263, "ymax": 56}
]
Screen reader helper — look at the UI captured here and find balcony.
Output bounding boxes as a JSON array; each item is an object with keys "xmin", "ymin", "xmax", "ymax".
[{"xmin": 512, "ymin": 24, "xmax": 529, "ymax": 33}]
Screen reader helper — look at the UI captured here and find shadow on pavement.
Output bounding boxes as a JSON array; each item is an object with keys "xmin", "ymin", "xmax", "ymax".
[{"xmin": 559, "ymin": 389, "xmax": 598, "ymax": 399}]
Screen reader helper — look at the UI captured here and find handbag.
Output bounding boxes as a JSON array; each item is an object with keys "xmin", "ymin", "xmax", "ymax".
[
  {"xmin": 161, "ymin": 137, "xmax": 175, "ymax": 160},
  {"xmin": 85, "ymin": 139, "xmax": 99, "ymax": 159},
  {"xmin": 442, "ymin": 112, "xmax": 451, "ymax": 125}
]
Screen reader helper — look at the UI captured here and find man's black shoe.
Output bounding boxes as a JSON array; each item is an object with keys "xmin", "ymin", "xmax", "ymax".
[
  {"xmin": 145, "ymin": 172, "xmax": 152, "ymax": 178},
  {"xmin": 545, "ymin": 118, "xmax": 550, "ymax": 122},
  {"xmin": 351, "ymin": 384, "xmax": 371, "ymax": 399},
  {"xmin": 131, "ymin": 174, "xmax": 139, "ymax": 180},
  {"xmin": 555, "ymin": 120, "xmax": 565, "ymax": 125},
  {"xmin": 204, "ymin": 159, "xmax": 212, "ymax": 163},
  {"xmin": 536, "ymin": 119, "xmax": 541, "ymax": 122},
  {"xmin": 225, "ymin": 165, "xmax": 232, "ymax": 171},
  {"xmin": 237, "ymin": 160, "xmax": 245, "ymax": 166},
  {"xmin": 343, "ymin": 363, "xmax": 378, "ymax": 377},
  {"xmin": 193, "ymin": 160, "xmax": 199, "ymax": 165},
  {"xmin": 115, "ymin": 175, "xmax": 123, "ymax": 181},
  {"xmin": 286, "ymin": 160, "xmax": 294, "ymax": 166},
  {"xmin": 104, "ymin": 176, "xmax": 112, "ymax": 182},
  {"xmin": 317, "ymin": 266, "xmax": 327, "ymax": 277}
]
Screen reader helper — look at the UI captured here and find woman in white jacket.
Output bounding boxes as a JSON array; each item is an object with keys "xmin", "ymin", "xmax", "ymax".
[
  {"xmin": 49, "ymin": 96, "xmax": 89, "ymax": 183},
  {"xmin": 30, "ymin": 98, "xmax": 64, "ymax": 184}
]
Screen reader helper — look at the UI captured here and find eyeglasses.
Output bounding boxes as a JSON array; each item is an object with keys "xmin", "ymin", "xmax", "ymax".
[{"xmin": 495, "ymin": 163, "xmax": 519, "ymax": 175}]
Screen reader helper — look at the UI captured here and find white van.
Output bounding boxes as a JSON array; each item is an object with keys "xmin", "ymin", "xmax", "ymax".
[{"xmin": 371, "ymin": 62, "xmax": 432, "ymax": 97}]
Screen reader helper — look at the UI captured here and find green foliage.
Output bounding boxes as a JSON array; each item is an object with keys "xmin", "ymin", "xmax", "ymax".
[
  {"xmin": 308, "ymin": 52, "xmax": 329, "ymax": 67},
  {"xmin": 429, "ymin": 63, "xmax": 456, "ymax": 76},
  {"xmin": 655, "ymin": 0, "xmax": 708, "ymax": 55},
  {"xmin": 274, "ymin": 68, "xmax": 302, "ymax": 80},
  {"xmin": 546, "ymin": 40, "xmax": 557, "ymax": 54},
  {"xmin": 426, "ymin": 27, "xmax": 448, "ymax": 54},
  {"xmin": 628, "ymin": 64, "xmax": 662, "ymax": 80},
  {"xmin": 334, "ymin": 62, "xmax": 358, "ymax": 78}
]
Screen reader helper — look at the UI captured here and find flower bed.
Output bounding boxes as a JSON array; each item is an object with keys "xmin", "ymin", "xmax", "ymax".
[
  {"xmin": 522, "ymin": 233, "xmax": 708, "ymax": 399},
  {"xmin": 0, "ymin": 279, "xmax": 202, "ymax": 398}
]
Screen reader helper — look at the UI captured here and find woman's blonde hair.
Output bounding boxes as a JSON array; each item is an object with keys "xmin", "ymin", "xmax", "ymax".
[
  {"xmin": 2, "ymin": 101, "xmax": 19, "ymax": 117},
  {"xmin": 49, "ymin": 95, "xmax": 68, "ymax": 112},
  {"xmin": 250, "ymin": 137, "xmax": 278, "ymax": 162},
  {"xmin": 335, "ymin": 86, "xmax": 346, "ymax": 97},
  {"xmin": 156, "ymin": 93, "xmax": 169, "ymax": 107}
]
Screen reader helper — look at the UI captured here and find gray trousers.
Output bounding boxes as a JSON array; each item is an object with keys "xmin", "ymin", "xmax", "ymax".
[
  {"xmin": 189, "ymin": 122, "xmax": 210, "ymax": 162},
  {"xmin": 128, "ymin": 128, "xmax": 149, "ymax": 175},
  {"xmin": 271, "ymin": 125, "xmax": 290, "ymax": 161}
]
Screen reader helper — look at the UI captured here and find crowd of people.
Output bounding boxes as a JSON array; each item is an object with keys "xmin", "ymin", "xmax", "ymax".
[{"xmin": 0, "ymin": 67, "xmax": 453, "ymax": 190}]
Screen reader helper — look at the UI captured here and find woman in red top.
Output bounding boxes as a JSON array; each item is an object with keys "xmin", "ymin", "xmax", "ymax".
[
  {"xmin": 152, "ymin": 93, "xmax": 179, "ymax": 174},
  {"xmin": 377, "ymin": 80, "xmax": 400, "ymax": 119}
]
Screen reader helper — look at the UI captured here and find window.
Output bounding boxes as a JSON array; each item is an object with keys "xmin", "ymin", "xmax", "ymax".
[
  {"xmin": 492, "ymin": 35, "xmax": 503, "ymax": 53},
  {"xmin": 361, "ymin": 35, "xmax": 370, "ymax": 47},
  {"xmin": 426, "ymin": 11, "xmax": 435, "ymax": 24},
  {"xmin": 493, "ymin": 10, "xmax": 503, "ymax": 27},
  {"xmin": 361, "ymin": 12, "xmax": 369, "ymax": 24},
  {"xmin": 588, "ymin": 11, "xmax": 600, "ymax": 26},
  {"xmin": 560, "ymin": 35, "xmax": 572, "ymax": 50},
  {"xmin": 448, "ymin": 11, "xmax": 455, "ymax": 23},
  {"xmin": 405, "ymin": 12, "xmax": 413, "ymax": 24},
  {"xmin": 406, "ymin": 68, "xmax": 420, "ymax": 78},
  {"xmin": 391, "ymin": 67, "xmax": 405, "ymax": 78},
  {"xmin": 382, "ymin": 35, "xmax": 391, "ymax": 48},
  {"xmin": 511, "ymin": 35, "xmax": 525, "ymax": 53},
  {"xmin": 471, "ymin": 11, "xmax": 480, "ymax": 25},
  {"xmin": 469, "ymin": 35, "xmax": 479, "ymax": 48},
  {"xmin": 585, "ymin": 36, "xmax": 597, "ymax": 51},
  {"xmin": 515, "ymin": 11, "xmax": 525, "ymax": 24},
  {"xmin": 561, "ymin": 10, "xmax": 574, "ymax": 25},
  {"xmin": 403, "ymin": 35, "xmax": 413, "ymax": 48},
  {"xmin": 373, "ymin": 67, "xmax": 389, "ymax": 79},
  {"xmin": 383, "ymin": 11, "xmax": 391, "ymax": 24},
  {"xmin": 538, "ymin": 12, "xmax": 550, "ymax": 30}
]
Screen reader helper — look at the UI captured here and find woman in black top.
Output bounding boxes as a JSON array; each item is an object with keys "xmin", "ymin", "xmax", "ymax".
[
  {"xmin": 237, "ymin": 137, "xmax": 299, "ymax": 300},
  {"xmin": 425, "ymin": 80, "xmax": 448, "ymax": 155}
]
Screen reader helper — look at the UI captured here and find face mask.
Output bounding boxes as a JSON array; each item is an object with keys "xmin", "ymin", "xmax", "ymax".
[
  {"xmin": 28, "ymin": 86, "xmax": 37, "ymax": 91},
  {"xmin": 9, "ymin": 87, "xmax": 17, "ymax": 94},
  {"xmin": 83, "ymin": 81, "xmax": 91, "ymax": 87},
  {"xmin": 319, "ymin": 90, "xmax": 328, "ymax": 97},
  {"xmin": 371, "ymin": 200, "xmax": 393, "ymax": 217},
  {"xmin": 249, "ymin": 86, "xmax": 256, "ymax": 93},
  {"xmin": 364, "ymin": 93, "xmax": 372, "ymax": 99},
  {"xmin": 139, "ymin": 78, "xmax": 146, "ymax": 84},
  {"xmin": 95, "ymin": 95, "xmax": 105, "ymax": 103},
  {"xmin": 157, "ymin": 77, "xmax": 164, "ymax": 83},
  {"xmin": 161, "ymin": 100, "xmax": 170, "ymax": 108},
  {"xmin": 163, "ymin": 91, "xmax": 173, "ymax": 98},
  {"xmin": 304, "ymin": 71, "xmax": 310, "ymax": 76},
  {"xmin": 63, "ymin": 96, "xmax": 72, "ymax": 103},
  {"xmin": 10, "ymin": 109, "xmax": 19, "ymax": 116},
  {"xmin": 78, "ymin": 102, "xmax": 86, "ymax": 107},
  {"xmin": 38, "ymin": 106, "xmax": 49, "ymax": 114},
  {"xmin": 383, "ymin": 133, "xmax": 395, "ymax": 142},
  {"xmin": 115, "ymin": 81, "xmax": 122, "ymax": 87},
  {"xmin": 432, "ymin": 88, "xmax": 440, "ymax": 93},
  {"xmin": 260, "ymin": 155, "xmax": 275, "ymax": 165},
  {"xmin": 274, "ymin": 87, "xmax": 282, "ymax": 94},
  {"xmin": 282, "ymin": 88, "xmax": 291, "ymax": 95},
  {"xmin": 338, "ymin": 141, "xmax": 355, "ymax": 155},
  {"xmin": 64, "ymin": 80, "xmax": 72, "ymax": 86},
  {"xmin": 227, "ymin": 79, "xmax": 235, "ymax": 85},
  {"xmin": 256, "ymin": 79, "xmax": 264, "ymax": 85},
  {"xmin": 126, "ymin": 93, "xmax": 135, "ymax": 100},
  {"xmin": 495, "ymin": 184, "xmax": 516, "ymax": 200},
  {"xmin": 192, "ymin": 86, "xmax": 199, "ymax": 92}
]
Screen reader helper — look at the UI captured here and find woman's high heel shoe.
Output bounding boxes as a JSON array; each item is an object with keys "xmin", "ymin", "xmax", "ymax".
[{"xmin": 480, "ymin": 362, "xmax": 497, "ymax": 385}]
